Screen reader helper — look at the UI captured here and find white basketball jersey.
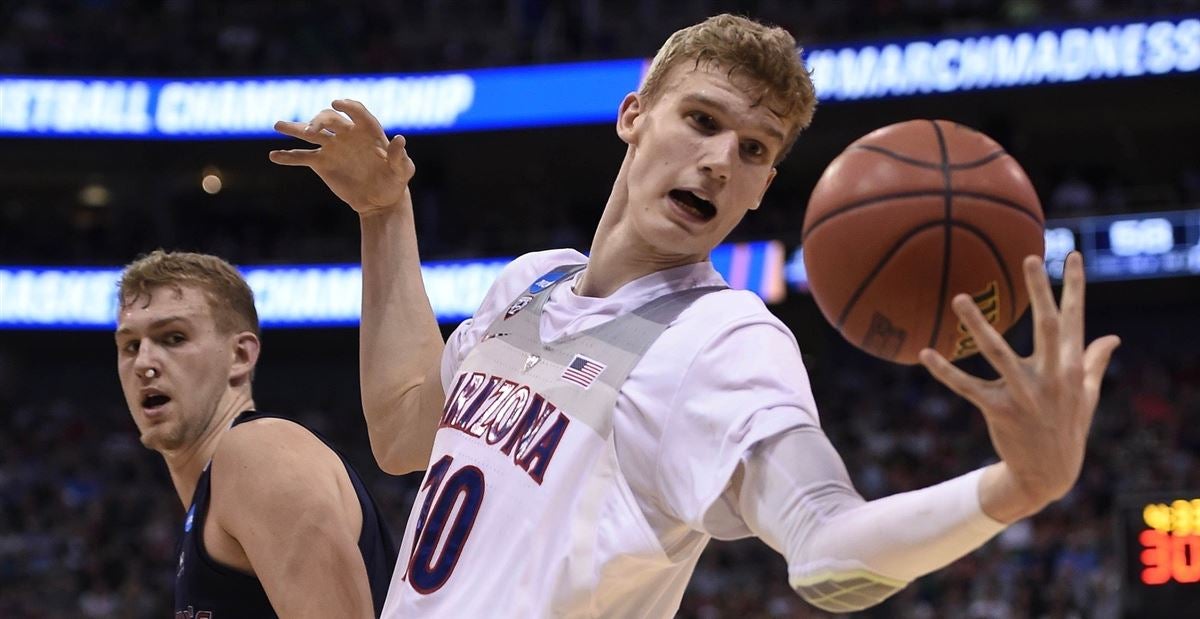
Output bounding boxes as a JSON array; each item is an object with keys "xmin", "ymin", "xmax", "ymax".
[{"xmin": 382, "ymin": 264, "xmax": 723, "ymax": 618}]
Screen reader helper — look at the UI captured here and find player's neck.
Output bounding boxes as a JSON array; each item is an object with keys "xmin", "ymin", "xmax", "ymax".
[
  {"xmin": 579, "ymin": 229, "xmax": 706, "ymax": 298},
  {"xmin": 580, "ymin": 150, "xmax": 708, "ymax": 297},
  {"xmin": 163, "ymin": 391, "xmax": 256, "ymax": 508}
]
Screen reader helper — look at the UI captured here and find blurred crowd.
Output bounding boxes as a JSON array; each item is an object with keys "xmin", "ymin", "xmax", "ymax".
[
  {"xmin": 2, "ymin": 1, "xmax": 1199, "ymax": 617},
  {"xmin": 1, "ymin": 317, "xmax": 1197, "ymax": 618},
  {"xmin": 4, "ymin": 150, "xmax": 1199, "ymax": 267},
  {"xmin": 2, "ymin": 0, "xmax": 1195, "ymax": 76},
  {"xmin": 2, "ymin": 0, "xmax": 1197, "ymax": 267}
]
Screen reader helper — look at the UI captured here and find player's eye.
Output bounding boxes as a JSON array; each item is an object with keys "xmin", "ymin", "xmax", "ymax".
[
  {"xmin": 163, "ymin": 332, "xmax": 186, "ymax": 345},
  {"xmin": 121, "ymin": 340, "xmax": 139, "ymax": 354},
  {"xmin": 687, "ymin": 111, "xmax": 718, "ymax": 132},
  {"xmin": 742, "ymin": 140, "xmax": 767, "ymax": 159}
]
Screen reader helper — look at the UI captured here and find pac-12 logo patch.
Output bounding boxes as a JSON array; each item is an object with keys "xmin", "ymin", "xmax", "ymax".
[
  {"xmin": 528, "ymin": 269, "xmax": 572, "ymax": 294},
  {"xmin": 505, "ymin": 295, "xmax": 534, "ymax": 319}
]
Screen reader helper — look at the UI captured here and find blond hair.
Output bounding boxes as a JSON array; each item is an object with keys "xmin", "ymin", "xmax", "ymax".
[
  {"xmin": 118, "ymin": 250, "xmax": 260, "ymax": 337},
  {"xmin": 639, "ymin": 14, "xmax": 817, "ymax": 161}
]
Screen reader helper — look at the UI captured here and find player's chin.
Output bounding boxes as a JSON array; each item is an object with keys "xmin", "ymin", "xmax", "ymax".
[
  {"xmin": 139, "ymin": 424, "xmax": 186, "ymax": 452},
  {"xmin": 651, "ymin": 227, "xmax": 718, "ymax": 260},
  {"xmin": 641, "ymin": 210, "xmax": 717, "ymax": 253}
]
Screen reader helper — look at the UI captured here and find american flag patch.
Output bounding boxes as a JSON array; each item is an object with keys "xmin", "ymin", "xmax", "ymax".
[{"xmin": 560, "ymin": 354, "xmax": 605, "ymax": 389}]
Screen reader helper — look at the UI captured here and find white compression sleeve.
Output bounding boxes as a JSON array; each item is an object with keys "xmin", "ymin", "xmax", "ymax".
[{"xmin": 735, "ymin": 426, "xmax": 1007, "ymax": 613}]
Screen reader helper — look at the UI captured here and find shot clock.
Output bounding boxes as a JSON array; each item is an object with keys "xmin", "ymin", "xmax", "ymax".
[{"xmin": 1118, "ymin": 492, "xmax": 1200, "ymax": 617}]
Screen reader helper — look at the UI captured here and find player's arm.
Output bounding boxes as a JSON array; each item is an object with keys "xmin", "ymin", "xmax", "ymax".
[
  {"xmin": 730, "ymin": 254, "xmax": 1120, "ymax": 612},
  {"xmin": 732, "ymin": 427, "xmax": 1003, "ymax": 612},
  {"xmin": 270, "ymin": 100, "xmax": 444, "ymax": 474},
  {"xmin": 210, "ymin": 419, "xmax": 374, "ymax": 619}
]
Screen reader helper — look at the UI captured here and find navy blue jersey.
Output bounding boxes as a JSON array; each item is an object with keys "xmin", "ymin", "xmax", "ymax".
[{"xmin": 174, "ymin": 411, "xmax": 397, "ymax": 618}]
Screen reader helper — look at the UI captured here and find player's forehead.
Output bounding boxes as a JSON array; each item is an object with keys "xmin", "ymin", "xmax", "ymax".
[
  {"xmin": 658, "ymin": 63, "xmax": 788, "ymax": 141},
  {"xmin": 116, "ymin": 284, "xmax": 212, "ymax": 331}
]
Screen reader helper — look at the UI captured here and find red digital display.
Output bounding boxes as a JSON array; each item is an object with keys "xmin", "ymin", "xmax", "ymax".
[
  {"xmin": 1136, "ymin": 499, "xmax": 1200, "ymax": 585},
  {"xmin": 1120, "ymin": 493, "xmax": 1200, "ymax": 616},
  {"xmin": 1139, "ymin": 529, "xmax": 1200, "ymax": 585}
]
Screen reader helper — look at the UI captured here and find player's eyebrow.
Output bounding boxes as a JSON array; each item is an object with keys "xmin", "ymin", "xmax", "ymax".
[
  {"xmin": 679, "ymin": 93, "xmax": 786, "ymax": 143},
  {"xmin": 114, "ymin": 315, "xmax": 192, "ymax": 338}
]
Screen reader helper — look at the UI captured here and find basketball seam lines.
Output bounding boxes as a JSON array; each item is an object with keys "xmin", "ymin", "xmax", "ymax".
[
  {"xmin": 802, "ymin": 190, "xmax": 1042, "ymax": 242},
  {"xmin": 835, "ymin": 220, "xmax": 947, "ymax": 329},
  {"xmin": 831, "ymin": 221, "xmax": 1019, "ymax": 345},
  {"xmin": 948, "ymin": 221, "xmax": 1018, "ymax": 319},
  {"xmin": 853, "ymin": 144, "xmax": 1009, "ymax": 171},
  {"xmin": 929, "ymin": 120, "xmax": 953, "ymax": 351}
]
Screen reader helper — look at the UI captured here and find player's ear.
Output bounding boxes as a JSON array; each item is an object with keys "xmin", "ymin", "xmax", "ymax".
[
  {"xmin": 616, "ymin": 92, "xmax": 643, "ymax": 145},
  {"xmin": 229, "ymin": 331, "xmax": 260, "ymax": 386},
  {"xmin": 750, "ymin": 168, "xmax": 777, "ymax": 211}
]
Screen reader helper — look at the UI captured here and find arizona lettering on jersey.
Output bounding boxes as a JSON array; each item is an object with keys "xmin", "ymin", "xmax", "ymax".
[
  {"xmin": 439, "ymin": 370, "xmax": 570, "ymax": 485},
  {"xmin": 383, "ymin": 258, "xmax": 734, "ymax": 618}
]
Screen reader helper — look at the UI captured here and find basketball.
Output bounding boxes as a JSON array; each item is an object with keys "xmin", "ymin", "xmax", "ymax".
[{"xmin": 801, "ymin": 120, "xmax": 1045, "ymax": 365}]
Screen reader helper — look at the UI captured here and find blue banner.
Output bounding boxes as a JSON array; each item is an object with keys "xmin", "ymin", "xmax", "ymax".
[
  {"xmin": 0, "ymin": 59, "xmax": 646, "ymax": 139},
  {"xmin": 0, "ymin": 241, "xmax": 784, "ymax": 329},
  {"xmin": 2, "ymin": 17, "xmax": 1194, "ymax": 139},
  {"xmin": 806, "ymin": 17, "xmax": 1200, "ymax": 102}
]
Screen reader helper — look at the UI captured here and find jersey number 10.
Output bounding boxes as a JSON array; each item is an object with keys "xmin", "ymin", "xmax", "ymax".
[{"xmin": 403, "ymin": 455, "xmax": 486, "ymax": 593}]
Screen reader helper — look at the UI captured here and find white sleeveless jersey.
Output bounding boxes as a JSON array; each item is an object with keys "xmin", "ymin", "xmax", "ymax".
[{"xmin": 382, "ymin": 250, "xmax": 820, "ymax": 618}]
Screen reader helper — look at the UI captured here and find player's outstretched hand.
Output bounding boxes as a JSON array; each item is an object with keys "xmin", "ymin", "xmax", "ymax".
[
  {"xmin": 270, "ymin": 99, "xmax": 415, "ymax": 216},
  {"xmin": 918, "ymin": 252, "xmax": 1120, "ymax": 522}
]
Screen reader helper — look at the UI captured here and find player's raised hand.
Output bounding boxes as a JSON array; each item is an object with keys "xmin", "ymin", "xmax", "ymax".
[
  {"xmin": 270, "ymin": 99, "xmax": 415, "ymax": 216},
  {"xmin": 918, "ymin": 252, "xmax": 1121, "ymax": 522}
]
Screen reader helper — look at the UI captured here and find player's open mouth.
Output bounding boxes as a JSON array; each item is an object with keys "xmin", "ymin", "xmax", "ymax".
[
  {"xmin": 669, "ymin": 189, "xmax": 716, "ymax": 222},
  {"xmin": 141, "ymin": 391, "xmax": 172, "ymax": 414}
]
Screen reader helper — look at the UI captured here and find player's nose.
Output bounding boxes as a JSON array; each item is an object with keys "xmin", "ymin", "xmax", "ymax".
[
  {"xmin": 131, "ymin": 341, "xmax": 161, "ymax": 378},
  {"xmin": 698, "ymin": 132, "xmax": 737, "ymax": 183}
]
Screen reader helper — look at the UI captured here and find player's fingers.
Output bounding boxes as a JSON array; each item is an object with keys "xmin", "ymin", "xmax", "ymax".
[
  {"xmin": 333, "ymin": 99, "xmax": 386, "ymax": 137},
  {"xmin": 387, "ymin": 135, "xmax": 415, "ymax": 176},
  {"xmin": 307, "ymin": 109, "xmax": 352, "ymax": 135},
  {"xmin": 273, "ymin": 120, "xmax": 326, "ymax": 144},
  {"xmin": 1059, "ymin": 252, "xmax": 1086, "ymax": 354},
  {"xmin": 386, "ymin": 134, "xmax": 407, "ymax": 160},
  {"xmin": 1023, "ymin": 255, "xmax": 1060, "ymax": 372},
  {"xmin": 1082, "ymin": 335, "xmax": 1120, "ymax": 396},
  {"xmin": 952, "ymin": 293, "xmax": 1027, "ymax": 387},
  {"xmin": 919, "ymin": 348, "xmax": 991, "ymax": 409},
  {"xmin": 268, "ymin": 149, "xmax": 322, "ymax": 166}
]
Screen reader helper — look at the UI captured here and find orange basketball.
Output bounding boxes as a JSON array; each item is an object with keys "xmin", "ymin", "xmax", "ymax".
[{"xmin": 802, "ymin": 120, "xmax": 1045, "ymax": 365}]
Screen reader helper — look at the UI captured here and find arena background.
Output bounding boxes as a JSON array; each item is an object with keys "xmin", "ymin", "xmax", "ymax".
[{"xmin": 2, "ymin": 1, "xmax": 1199, "ymax": 617}]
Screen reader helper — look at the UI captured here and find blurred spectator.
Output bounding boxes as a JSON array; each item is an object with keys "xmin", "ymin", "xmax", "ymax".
[
  {"xmin": 0, "ymin": 0, "xmax": 1178, "ymax": 77},
  {"xmin": 8, "ymin": 316, "xmax": 1192, "ymax": 616},
  {"xmin": 1049, "ymin": 173, "xmax": 1098, "ymax": 217},
  {"xmin": 1, "ymin": 3, "xmax": 1198, "ymax": 613}
]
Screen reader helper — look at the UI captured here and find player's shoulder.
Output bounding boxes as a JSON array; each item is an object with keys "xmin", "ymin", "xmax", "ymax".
[
  {"xmin": 486, "ymin": 248, "xmax": 588, "ymax": 305},
  {"xmin": 501, "ymin": 248, "xmax": 588, "ymax": 286},
  {"xmin": 213, "ymin": 415, "xmax": 339, "ymax": 486},
  {"xmin": 219, "ymin": 414, "xmax": 316, "ymax": 447},
  {"xmin": 210, "ymin": 415, "xmax": 353, "ymax": 534},
  {"xmin": 677, "ymin": 286, "xmax": 794, "ymax": 341},
  {"xmin": 648, "ymin": 286, "xmax": 803, "ymax": 373}
]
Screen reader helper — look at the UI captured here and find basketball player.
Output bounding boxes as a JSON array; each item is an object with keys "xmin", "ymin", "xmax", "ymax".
[
  {"xmin": 270, "ymin": 14, "xmax": 1120, "ymax": 615},
  {"xmin": 114, "ymin": 250, "xmax": 397, "ymax": 618}
]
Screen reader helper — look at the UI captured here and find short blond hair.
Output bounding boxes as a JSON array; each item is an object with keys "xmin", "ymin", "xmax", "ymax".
[
  {"xmin": 118, "ymin": 250, "xmax": 259, "ymax": 338},
  {"xmin": 639, "ymin": 14, "xmax": 817, "ymax": 162}
]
